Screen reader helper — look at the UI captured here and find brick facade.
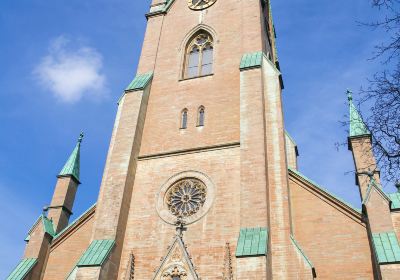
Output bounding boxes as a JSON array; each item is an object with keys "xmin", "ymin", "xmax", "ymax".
[{"xmin": 9, "ymin": 0, "xmax": 400, "ymax": 279}]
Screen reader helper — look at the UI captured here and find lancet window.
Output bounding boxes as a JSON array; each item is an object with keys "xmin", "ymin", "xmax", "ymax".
[
  {"xmin": 181, "ymin": 109, "xmax": 188, "ymax": 129},
  {"xmin": 185, "ymin": 32, "xmax": 214, "ymax": 79},
  {"xmin": 197, "ymin": 106, "xmax": 205, "ymax": 127}
]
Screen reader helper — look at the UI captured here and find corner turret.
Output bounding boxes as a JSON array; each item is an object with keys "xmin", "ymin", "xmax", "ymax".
[
  {"xmin": 348, "ymin": 90, "xmax": 370, "ymax": 137},
  {"xmin": 47, "ymin": 133, "xmax": 83, "ymax": 233}
]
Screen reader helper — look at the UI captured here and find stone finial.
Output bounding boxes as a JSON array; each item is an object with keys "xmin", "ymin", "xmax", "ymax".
[
  {"xmin": 347, "ymin": 89, "xmax": 353, "ymax": 102},
  {"xmin": 78, "ymin": 132, "xmax": 84, "ymax": 143}
]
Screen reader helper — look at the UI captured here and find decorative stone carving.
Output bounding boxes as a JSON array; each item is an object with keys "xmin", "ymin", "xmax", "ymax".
[
  {"xmin": 223, "ymin": 242, "xmax": 234, "ymax": 280},
  {"xmin": 124, "ymin": 252, "xmax": 135, "ymax": 280},
  {"xmin": 166, "ymin": 178, "xmax": 207, "ymax": 218},
  {"xmin": 162, "ymin": 266, "xmax": 188, "ymax": 280},
  {"xmin": 156, "ymin": 171, "xmax": 215, "ymax": 225},
  {"xmin": 152, "ymin": 233, "xmax": 199, "ymax": 280}
]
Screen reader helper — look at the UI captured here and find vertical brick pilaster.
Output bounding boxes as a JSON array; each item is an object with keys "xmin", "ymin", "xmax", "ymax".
[
  {"xmin": 77, "ymin": 83, "xmax": 152, "ymax": 279},
  {"xmin": 137, "ymin": 16, "xmax": 164, "ymax": 74},
  {"xmin": 239, "ymin": 68, "xmax": 268, "ymax": 229},
  {"xmin": 261, "ymin": 57, "xmax": 297, "ymax": 278},
  {"xmin": 241, "ymin": 0, "xmax": 263, "ymax": 54}
]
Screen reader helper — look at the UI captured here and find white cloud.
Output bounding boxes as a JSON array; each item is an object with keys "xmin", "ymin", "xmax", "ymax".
[{"xmin": 34, "ymin": 36, "xmax": 107, "ymax": 103}]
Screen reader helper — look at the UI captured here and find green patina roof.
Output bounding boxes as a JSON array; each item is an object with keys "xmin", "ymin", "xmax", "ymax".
[
  {"xmin": 236, "ymin": 227, "xmax": 268, "ymax": 257},
  {"xmin": 42, "ymin": 215, "xmax": 56, "ymax": 236},
  {"xmin": 289, "ymin": 168, "xmax": 361, "ymax": 213},
  {"xmin": 77, "ymin": 239, "xmax": 115, "ymax": 267},
  {"xmin": 59, "ymin": 133, "xmax": 83, "ymax": 182},
  {"xmin": 347, "ymin": 90, "xmax": 370, "ymax": 137},
  {"xmin": 146, "ymin": 0, "xmax": 175, "ymax": 16},
  {"xmin": 290, "ymin": 235, "xmax": 316, "ymax": 276},
  {"xmin": 25, "ymin": 215, "xmax": 55, "ymax": 241},
  {"xmin": 389, "ymin": 192, "xmax": 400, "ymax": 210},
  {"xmin": 125, "ymin": 72, "xmax": 153, "ymax": 92},
  {"xmin": 240, "ymin": 51, "xmax": 263, "ymax": 70},
  {"xmin": 362, "ymin": 178, "xmax": 390, "ymax": 207},
  {"xmin": 372, "ymin": 232, "xmax": 400, "ymax": 264},
  {"xmin": 6, "ymin": 258, "xmax": 37, "ymax": 280}
]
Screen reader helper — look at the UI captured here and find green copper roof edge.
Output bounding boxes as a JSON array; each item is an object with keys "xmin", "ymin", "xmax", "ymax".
[
  {"xmin": 77, "ymin": 239, "xmax": 115, "ymax": 267},
  {"xmin": 53, "ymin": 203, "xmax": 96, "ymax": 240},
  {"xmin": 118, "ymin": 72, "xmax": 153, "ymax": 104},
  {"xmin": 26, "ymin": 214, "xmax": 55, "ymax": 238},
  {"xmin": 388, "ymin": 192, "xmax": 400, "ymax": 210},
  {"xmin": 6, "ymin": 258, "xmax": 38, "ymax": 280},
  {"xmin": 290, "ymin": 235, "xmax": 315, "ymax": 270},
  {"xmin": 235, "ymin": 227, "xmax": 268, "ymax": 257},
  {"xmin": 163, "ymin": 0, "xmax": 175, "ymax": 12},
  {"xmin": 42, "ymin": 215, "xmax": 56, "ymax": 237},
  {"xmin": 125, "ymin": 72, "xmax": 153, "ymax": 91},
  {"xmin": 65, "ymin": 266, "xmax": 78, "ymax": 280},
  {"xmin": 146, "ymin": 0, "xmax": 175, "ymax": 17},
  {"xmin": 372, "ymin": 232, "xmax": 400, "ymax": 264},
  {"xmin": 288, "ymin": 168, "xmax": 362, "ymax": 214},
  {"xmin": 239, "ymin": 51, "xmax": 281, "ymax": 74},
  {"xmin": 362, "ymin": 179, "xmax": 391, "ymax": 207}
]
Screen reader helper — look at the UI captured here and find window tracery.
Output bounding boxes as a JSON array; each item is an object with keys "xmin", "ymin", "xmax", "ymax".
[
  {"xmin": 185, "ymin": 32, "xmax": 213, "ymax": 79},
  {"xmin": 165, "ymin": 178, "xmax": 207, "ymax": 218}
]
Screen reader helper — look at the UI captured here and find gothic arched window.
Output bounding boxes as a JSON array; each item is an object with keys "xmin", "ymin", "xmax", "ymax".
[
  {"xmin": 181, "ymin": 109, "xmax": 188, "ymax": 129},
  {"xmin": 197, "ymin": 106, "xmax": 205, "ymax": 127},
  {"xmin": 185, "ymin": 32, "xmax": 213, "ymax": 79}
]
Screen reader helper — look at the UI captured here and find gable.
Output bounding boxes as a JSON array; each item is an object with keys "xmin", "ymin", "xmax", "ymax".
[
  {"xmin": 288, "ymin": 169, "xmax": 374, "ymax": 279},
  {"xmin": 289, "ymin": 168, "xmax": 361, "ymax": 218},
  {"xmin": 152, "ymin": 235, "xmax": 199, "ymax": 280}
]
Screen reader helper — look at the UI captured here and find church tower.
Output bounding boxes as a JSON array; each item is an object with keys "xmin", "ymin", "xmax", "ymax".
[
  {"xmin": 72, "ymin": 0, "xmax": 308, "ymax": 279},
  {"xmin": 8, "ymin": 0, "xmax": 400, "ymax": 279}
]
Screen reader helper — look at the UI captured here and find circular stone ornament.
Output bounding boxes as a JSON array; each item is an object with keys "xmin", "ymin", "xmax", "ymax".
[
  {"xmin": 156, "ymin": 171, "xmax": 215, "ymax": 225},
  {"xmin": 166, "ymin": 178, "xmax": 207, "ymax": 218},
  {"xmin": 188, "ymin": 0, "xmax": 217, "ymax": 10}
]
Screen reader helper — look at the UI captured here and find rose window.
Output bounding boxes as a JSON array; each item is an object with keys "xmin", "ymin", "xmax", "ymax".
[{"xmin": 166, "ymin": 179, "xmax": 207, "ymax": 218}]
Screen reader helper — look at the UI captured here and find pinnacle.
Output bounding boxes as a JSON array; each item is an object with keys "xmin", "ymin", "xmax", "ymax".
[{"xmin": 58, "ymin": 133, "xmax": 83, "ymax": 182}]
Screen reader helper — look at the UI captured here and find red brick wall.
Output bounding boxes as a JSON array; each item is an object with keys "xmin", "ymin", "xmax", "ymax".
[
  {"xmin": 42, "ymin": 212, "xmax": 94, "ymax": 280},
  {"xmin": 289, "ymin": 175, "xmax": 374, "ymax": 279},
  {"xmin": 117, "ymin": 148, "xmax": 244, "ymax": 279}
]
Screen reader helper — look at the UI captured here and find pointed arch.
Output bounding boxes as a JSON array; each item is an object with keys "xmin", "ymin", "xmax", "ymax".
[
  {"xmin": 197, "ymin": 106, "xmax": 205, "ymax": 127},
  {"xmin": 181, "ymin": 108, "xmax": 188, "ymax": 129},
  {"xmin": 181, "ymin": 26, "xmax": 216, "ymax": 79}
]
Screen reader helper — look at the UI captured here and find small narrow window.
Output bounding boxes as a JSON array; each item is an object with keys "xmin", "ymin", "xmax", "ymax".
[
  {"xmin": 181, "ymin": 109, "xmax": 188, "ymax": 129},
  {"xmin": 198, "ymin": 106, "xmax": 205, "ymax": 126}
]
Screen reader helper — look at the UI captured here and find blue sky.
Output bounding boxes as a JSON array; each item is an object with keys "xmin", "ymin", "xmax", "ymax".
[{"xmin": 0, "ymin": 0, "xmax": 395, "ymax": 277}]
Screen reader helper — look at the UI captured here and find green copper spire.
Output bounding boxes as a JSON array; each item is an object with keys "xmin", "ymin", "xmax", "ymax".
[
  {"xmin": 347, "ymin": 90, "xmax": 370, "ymax": 137},
  {"xmin": 58, "ymin": 133, "xmax": 83, "ymax": 182}
]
